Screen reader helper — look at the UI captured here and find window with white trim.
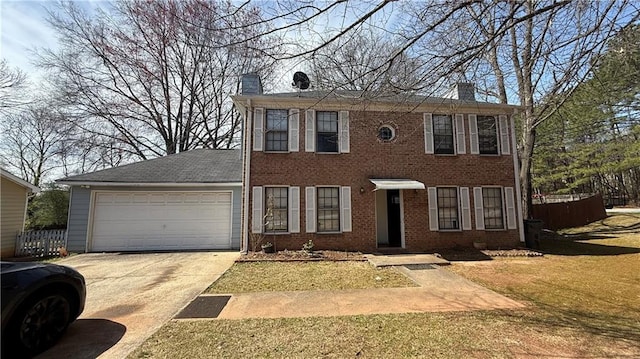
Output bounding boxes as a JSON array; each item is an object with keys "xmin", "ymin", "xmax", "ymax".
[
  {"xmin": 305, "ymin": 110, "xmax": 349, "ymax": 153},
  {"xmin": 265, "ymin": 109, "xmax": 288, "ymax": 151},
  {"xmin": 264, "ymin": 187, "xmax": 287, "ymax": 232},
  {"xmin": 433, "ymin": 115, "xmax": 454, "ymax": 154},
  {"xmin": 482, "ymin": 187, "xmax": 504, "ymax": 229},
  {"xmin": 252, "ymin": 186, "xmax": 300, "ymax": 234},
  {"xmin": 437, "ymin": 187, "xmax": 459, "ymax": 229},
  {"xmin": 477, "ymin": 116, "xmax": 499, "ymax": 154},
  {"xmin": 316, "ymin": 111, "xmax": 339, "ymax": 153},
  {"xmin": 317, "ymin": 187, "xmax": 340, "ymax": 232}
]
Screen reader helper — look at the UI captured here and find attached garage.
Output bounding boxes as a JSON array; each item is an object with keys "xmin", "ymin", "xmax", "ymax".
[
  {"xmin": 58, "ymin": 150, "xmax": 242, "ymax": 253},
  {"xmin": 91, "ymin": 191, "xmax": 233, "ymax": 251}
]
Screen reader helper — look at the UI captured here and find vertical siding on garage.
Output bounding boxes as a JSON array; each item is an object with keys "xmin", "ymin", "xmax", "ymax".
[
  {"xmin": 66, "ymin": 185, "xmax": 242, "ymax": 252},
  {"xmin": 66, "ymin": 186, "xmax": 91, "ymax": 252}
]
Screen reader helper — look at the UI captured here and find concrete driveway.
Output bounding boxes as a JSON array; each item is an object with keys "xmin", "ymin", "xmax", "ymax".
[{"xmin": 36, "ymin": 251, "xmax": 239, "ymax": 359}]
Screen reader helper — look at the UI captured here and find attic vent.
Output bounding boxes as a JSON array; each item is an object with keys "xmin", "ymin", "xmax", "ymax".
[
  {"xmin": 241, "ymin": 73, "xmax": 263, "ymax": 95},
  {"xmin": 444, "ymin": 83, "xmax": 475, "ymax": 101}
]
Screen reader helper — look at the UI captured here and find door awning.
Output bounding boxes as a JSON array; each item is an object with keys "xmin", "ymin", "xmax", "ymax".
[{"xmin": 369, "ymin": 179, "xmax": 426, "ymax": 191}]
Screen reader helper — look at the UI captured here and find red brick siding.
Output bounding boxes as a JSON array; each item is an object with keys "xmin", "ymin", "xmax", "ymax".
[{"xmin": 249, "ymin": 110, "xmax": 520, "ymax": 252}]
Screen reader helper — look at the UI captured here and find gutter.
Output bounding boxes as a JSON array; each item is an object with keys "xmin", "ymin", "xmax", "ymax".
[
  {"xmin": 511, "ymin": 111, "xmax": 526, "ymax": 243},
  {"xmin": 55, "ymin": 181, "xmax": 242, "ymax": 187},
  {"xmin": 241, "ymin": 99, "xmax": 253, "ymax": 254}
]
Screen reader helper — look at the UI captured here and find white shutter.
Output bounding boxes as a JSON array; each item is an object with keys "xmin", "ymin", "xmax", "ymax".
[
  {"xmin": 289, "ymin": 186, "xmax": 300, "ymax": 233},
  {"xmin": 341, "ymin": 186, "xmax": 352, "ymax": 232},
  {"xmin": 339, "ymin": 111, "xmax": 350, "ymax": 153},
  {"xmin": 305, "ymin": 109, "xmax": 315, "ymax": 152},
  {"xmin": 252, "ymin": 186, "xmax": 263, "ymax": 233},
  {"xmin": 473, "ymin": 187, "xmax": 485, "ymax": 230},
  {"xmin": 469, "ymin": 114, "xmax": 479, "ymax": 154},
  {"xmin": 460, "ymin": 187, "xmax": 472, "ymax": 230},
  {"xmin": 427, "ymin": 187, "xmax": 438, "ymax": 231},
  {"xmin": 499, "ymin": 115, "xmax": 510, "ymax": 155},
  {"xmin": 253, "ymin": 108, "xmax": 264, "ymax": 151},
  {"xmin": 289, "ymin": 109, "xmax": 299, "ymax": 152},
  {"xmin": 424, "ymin": 113, "xmax": 434, "ymax": 154},
  {"xmin": 305, "ymin": 186, "xmax": 316, "ymax": 233},
  {"xmin": 455, "ymin": 114, "xmax": 466, "ymax": 154},
  {"xmin": 505, "ymin": 187, "xmax": 517, "ymax": 229}
]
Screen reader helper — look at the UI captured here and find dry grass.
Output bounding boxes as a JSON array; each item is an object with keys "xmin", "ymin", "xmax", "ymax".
[
  {"xmin": 130, "ymin": 214, "xmax": 640, "ymax": 359},
  {"xmin": 206, "ymin": 261, "xmax": 417, "ymax": 293}
]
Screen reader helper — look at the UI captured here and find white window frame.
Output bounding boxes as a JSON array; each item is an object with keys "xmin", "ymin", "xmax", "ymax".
[
  {"xmin": 253, "ymin": 186, "xmax": 300, "ymax": 234},
  {"xmin": 474, "ymin": 186, "xmax": 507, "ymax": 231},
  {"xmin": 305, "ymin": 110, "xmax": 349, "ymax": 153},
  {"xmin": 427, "ymin": 186, "xmax": 471, "ymax": 231},
  {"xmin": 305, "ymin": 186, "xmax": 352, "ymax": 233}
]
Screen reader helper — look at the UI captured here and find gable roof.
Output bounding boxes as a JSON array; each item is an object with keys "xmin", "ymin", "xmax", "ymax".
[
  {"xmin": 57, "ymin": 149, "xmax": 241, "ymax": 186},
  {"xmin": 232, "ymin": 90, "xmax": 520, "ymax": 114},
  {"xmin": 0, "ymin": 168, "xmax": 40, "ymax": 193}
]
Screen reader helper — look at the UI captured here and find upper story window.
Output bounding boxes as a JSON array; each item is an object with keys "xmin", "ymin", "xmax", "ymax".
[
  {"xmin": 305, "ymin": 110, "xmax": 349, "ymax": 154},
  {"xmin": 477, "ymin": 116, "xmax": 498, "ymax": 155},
  {"xmin": 433, "ymin": 115, "xmax": 454, "ymax": 154},
  {"xmin": 316, "ymin": 111, "xmax": 339, "ymax": 153},
  {"xmin": 378, "ymin": 126, "xmax": 395, "ymax": 142},
  {"xmin": 253, "ymin": 108, "xmax": 299, "ymax": 152},
  {"xmin": 265, "ymin": 109, "xmax": 289, "ymax": 152}
]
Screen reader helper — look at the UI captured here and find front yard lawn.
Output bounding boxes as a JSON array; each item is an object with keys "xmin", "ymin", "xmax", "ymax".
[
  {"xmin": 131, "ymin": 214, "xmax": 640, "ymax": 358},
  {"xmin": 206, "ymin": 261, "xmax": 417, "ymax": 293}
]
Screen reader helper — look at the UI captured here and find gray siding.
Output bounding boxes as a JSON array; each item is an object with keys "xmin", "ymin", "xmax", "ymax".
[
  {"xmin": 66, "ymin": 185, "xmax": 242, "ymax": 252},
  {"xmin": 66, "ymin": 186, "xmax": 91, "ymax": 252}
]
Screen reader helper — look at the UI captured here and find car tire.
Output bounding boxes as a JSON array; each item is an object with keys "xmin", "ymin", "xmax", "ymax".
[{"xmin": 6, "ymin": 290, "xmax": 72, "ymax": 358}]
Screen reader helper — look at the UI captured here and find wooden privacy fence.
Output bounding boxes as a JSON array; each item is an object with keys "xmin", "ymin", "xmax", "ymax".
[
  {"xmin": 532, "ymin": 193, "xmax": 607, "ymax": 230},
  {"xmin": 15, "ymin": 229, "xmax": 67, "ymax": 257}
]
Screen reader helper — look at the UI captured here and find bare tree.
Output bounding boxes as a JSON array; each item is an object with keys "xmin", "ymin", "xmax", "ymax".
[
  {"xmin": 0, "ymin": 59, "xmax": 29, "ymax": 115},
  {"xmin": 308, "ymin": 28, "xmax": 425, "ymax": 92},
  {"xmin": 40, "ymin": 0, "xmax": 279, "ymax": 160},
  {"xmin": 0, "ymin": 104, "xmax": 70, "ymax": 186}
]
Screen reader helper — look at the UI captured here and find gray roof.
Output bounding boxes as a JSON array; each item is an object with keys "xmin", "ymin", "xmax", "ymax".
[
  {"xmin": 58, "ymin": 149, "xmax": 241, "ymax": 184},
  {"xmin": 234, "ymin": 90, "xmax": 519, "ymax": 109}
]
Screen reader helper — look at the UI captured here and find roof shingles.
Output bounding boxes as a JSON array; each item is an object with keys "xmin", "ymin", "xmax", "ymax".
[{"xmin": 58, "ymin": 149, "xmax": 241, "ymax": 184}]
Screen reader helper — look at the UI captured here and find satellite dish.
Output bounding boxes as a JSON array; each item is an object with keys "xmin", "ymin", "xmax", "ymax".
[{"xmin": 292, "ymin": 71, "xmax": 310, "ymax": 90}]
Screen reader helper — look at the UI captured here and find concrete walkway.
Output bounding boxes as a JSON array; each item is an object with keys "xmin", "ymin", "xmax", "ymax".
[{"xmin": 214, "ymin": 264, "xmax": 523, "ymax": 320}]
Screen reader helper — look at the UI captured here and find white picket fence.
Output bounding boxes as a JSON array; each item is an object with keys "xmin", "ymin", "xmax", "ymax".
[{"xmin": 15, "ymin": 229, "xmax": 67, "ymax": 257}]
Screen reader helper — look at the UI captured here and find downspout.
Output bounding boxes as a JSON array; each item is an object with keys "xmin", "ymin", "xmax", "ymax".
[
  {"xmin": 241, "ymin": 99, "xmax": 253, "ymax": 253},
  {"xmin": 511, "ymin": 111, "xmax": 526, "ymax": 243}
]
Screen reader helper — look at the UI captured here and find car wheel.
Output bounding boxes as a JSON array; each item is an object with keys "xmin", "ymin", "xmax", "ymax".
[{"xmin": 10, "ymin": 291, "xmax": 72, "ymax": 357}]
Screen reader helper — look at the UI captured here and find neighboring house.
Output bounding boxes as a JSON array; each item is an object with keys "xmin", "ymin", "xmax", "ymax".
[
  {"xmin": 1, "ymin": 169, "xmax": 40, "ymax": 258},
  {"xmin": 232, "ymin": 75, "xmax": 525, "ymax": 253},
  {"xmin": 57, "ymin": 149, "xmax": 242, "ymax": 252}
]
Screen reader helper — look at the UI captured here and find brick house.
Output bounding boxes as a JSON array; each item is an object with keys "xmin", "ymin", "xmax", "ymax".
[{"xmin": 232, "ymin": 76, "xmax": 524, "ymax": 253}]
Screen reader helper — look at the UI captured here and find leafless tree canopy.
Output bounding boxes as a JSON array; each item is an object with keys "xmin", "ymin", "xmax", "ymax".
[
  {"xmin": 40, "ymin": 0, "xmax": 279, "ymax": 160},
  {"xmin": 0, "ymin": 59, "xmax": 29, "ymax": 115}
]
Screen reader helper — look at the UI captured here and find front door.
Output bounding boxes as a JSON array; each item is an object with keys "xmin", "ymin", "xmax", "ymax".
[
  {"xmin": 376, "ymin": 189, "xmax": 402, "ymax": 248},
  {"xmin": 386, "ymin": 190, "xmax": 402, "ymax": 247}
]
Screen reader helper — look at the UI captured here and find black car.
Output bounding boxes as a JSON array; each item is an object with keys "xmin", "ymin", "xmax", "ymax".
[{"xmin": 1, "ymin": 261, "xmax": 86, "ymax": 358}]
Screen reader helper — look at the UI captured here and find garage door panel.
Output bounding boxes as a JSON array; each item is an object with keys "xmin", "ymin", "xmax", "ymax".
[{"xmin": 91, "ymin": 191, "xmax": 232, "ymax": 251}]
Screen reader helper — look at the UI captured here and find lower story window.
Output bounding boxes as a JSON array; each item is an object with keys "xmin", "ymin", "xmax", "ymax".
[
  {"xmin": 482, "ymin": 187, "xmax": 504, "ymax": 229},
  {"xmin": 265, "ymin": 187, "xmax": 288, "ymax": 232},
  {"xmin": 317, "ymin": 187, "xmax": 340, "ymax": 232},
  {"xmin": 437, "ymin": 187, "xmax": 459, "ymax": 230}
]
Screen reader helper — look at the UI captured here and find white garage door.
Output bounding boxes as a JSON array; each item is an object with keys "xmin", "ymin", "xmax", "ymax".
[{"xmin": 91, "ymin": 191, "xmax": 232, "ymax": 251}]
